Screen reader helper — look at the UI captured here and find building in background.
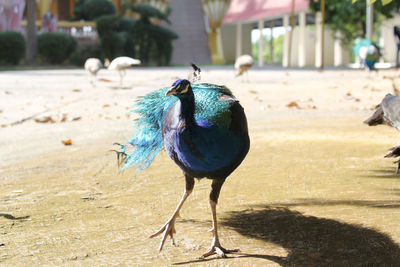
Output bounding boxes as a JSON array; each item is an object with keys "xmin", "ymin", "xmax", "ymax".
[
  {"xmin": 166, "ymin": 0, "xmax": 211, "ymax": 65},
  {"xmin": 221, "ymin": 0, "xmax": 400, "ymax": 67},
  {"xmin": 1, "ymin": 0, "xmax": 399, "ymax": 67},
  {"xmin": 19, "ymin": 0, "xmax": 211, "ymax": 65},
  {"xmin": 221, "ymin": 0, "xmax": 348, "ymax": 67},
  {"xmin": 0, "ymin": 0, "xmax": 25, "ymax": 32}
]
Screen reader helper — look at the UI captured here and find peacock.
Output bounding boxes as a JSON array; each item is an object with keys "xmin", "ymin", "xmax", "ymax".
[
  {"xmin": 84, "ymin": 58, "xmax": 103, "ymax": 87},
  {"xmin": 353, "ymin": 39, "xmax": 380, "ymax": 71},
  {"xmin": 364, "ymin": 94, "xmax": 400, "ymax": 173},
  {"xmin": 115, "ymin": 69, "xmax": 250, "ymax": 258},
  {"xmin": 105, "ymin": 57, "xmax": 141, "ymax": 88},
  {"xmin": 234, "ymin": 55, "xmax": 254, "ymax": 81}
]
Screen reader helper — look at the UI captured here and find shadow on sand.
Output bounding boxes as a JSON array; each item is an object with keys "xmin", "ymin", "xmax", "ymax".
[
  {"xmin": 0, "ymin": 213, "xmax": 30, "ymax": 220},
  {"xmin": 174, "ymin": 205, "xmax": 400, "ymax": 265},
  {"xmin": 175, "ymin": 205, "xmax": 400, "ymax": 265},
  {"xmin": 268, "ymin": 198, "xmax": 400, "ymax": 209},
  {"xmin": 213, "ymin": 206, "xmax": 400, "ymax": 266},
  {"xmin": 362, "ymin": 168, "xmax": 400, "ymax": 179}
]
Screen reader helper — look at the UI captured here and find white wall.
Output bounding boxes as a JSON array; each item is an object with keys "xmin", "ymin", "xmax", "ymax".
[
  {"xmin": 221, "ymin": 20, "xmax": 351, "ymax": 67},
  {"xmin": 289, "ymin": 27, "xmax": 347, "ymax": 67},
  {"xmin": 380, "ymin": 14, "xmax": 400, "ymax": 64},
  {"xmin": 221, "ymin": 23, "xmax": 253, "ymax": 63}
]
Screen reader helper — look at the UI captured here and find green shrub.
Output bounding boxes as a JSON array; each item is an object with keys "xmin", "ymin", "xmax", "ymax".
[
  {"xmin": 96, "ymin": 15, "xmax": 136, "ymax": 59},
  {"xmin": 69, "ymin": 44, "xmax": 102, "ymax": 66},
  {"xmin": 0, "ymin": 31, "xmax": 26, "ymax": 65},
  {"xmin": 100, "ymin": 32, "xmax": 127, "ymax": 60},
  {"xmin": 37, "ymin": 33, "xmax": 77, "ymax": 64},
  {"xmin": 73, "ymin": 0, "xmax": 86, "ymax": 19},
  {"xmin": 120, "ymin": 18, "xmax": 137, "ymax": 58},
  {"xmin": 125, "ymin": 3, "xmax": 178, "ymax": 65},
  {"xmin": 96, "ymin": 4, "xmax": 178, "ymax": 66},
  {"xmin": 146, "ymin": 23, "xmax": 178, "ymax": 66},
  {"xmin": 86, "ymin": 0, "xmax": 117, "ymax": 20},
  {"xmin": 96, "ymin": 14, "xmax": 121, "ymax": 36},
  {"xmin": 73, "ymin": 0, "xmax": 116, "ymax": 21}
]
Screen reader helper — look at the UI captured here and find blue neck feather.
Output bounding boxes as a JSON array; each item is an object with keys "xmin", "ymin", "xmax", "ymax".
[{"xmin": 177, "ymin": 88, "xmax": 195, "ymax": 126}]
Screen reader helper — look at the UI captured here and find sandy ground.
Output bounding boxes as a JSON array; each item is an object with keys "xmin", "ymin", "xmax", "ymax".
[{"xmin": 1, "ymin": 67, "xmax": 400, "ymax": 266}]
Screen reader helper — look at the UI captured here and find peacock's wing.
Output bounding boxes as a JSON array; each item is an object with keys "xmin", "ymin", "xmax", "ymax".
[
  {"xmin": 118, "ymin": 83, "xmax": 242, "ymax": 173},
  {"xmin": 120, "ymin": 87, "xmax": 177, "ymax": 172},
  {"xmin": 192, "ymin": 83, "xmax": 234, "ymax": 128}
]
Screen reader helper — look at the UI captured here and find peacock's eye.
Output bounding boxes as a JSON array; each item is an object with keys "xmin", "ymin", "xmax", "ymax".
[{"xmin": 179, "ymin": 84, "xmax": 189, "ymax": 94}]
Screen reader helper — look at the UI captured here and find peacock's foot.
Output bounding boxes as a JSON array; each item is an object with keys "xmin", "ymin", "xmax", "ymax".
[
  {"xmin": 201, "ymin": 245, "xmax": 239, "ymax": 258},
  {"xmin": 149, "ymin": 217, "xmax": 177, "ymax": 252}
]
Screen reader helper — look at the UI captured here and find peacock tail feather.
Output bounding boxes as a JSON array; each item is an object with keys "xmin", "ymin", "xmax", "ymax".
[{"xmin": 119, "ymin": 83, "xmax": 235, "ymax": 172}]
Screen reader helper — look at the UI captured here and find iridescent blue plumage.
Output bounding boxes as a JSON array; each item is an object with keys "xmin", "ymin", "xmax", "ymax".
[
  {"xmin": 117, "ymin": 78, "xmax": 249, "ymax": 257},
  {"xmin": 120, "ymin": 81, "xmax": 248, "ymax": 176},
  {"xmin": 353, "ymin": 39, "xmax": 380, "ymax": 71}
]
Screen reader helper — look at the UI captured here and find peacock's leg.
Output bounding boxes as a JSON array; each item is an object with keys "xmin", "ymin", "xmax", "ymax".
[
  {"xmin": 202, "ymin": 179, "xmax": 239, "ymax": 258},
  {"xmin": 149, "ymin": 174, "xmax": 195, "ymax": 252}
]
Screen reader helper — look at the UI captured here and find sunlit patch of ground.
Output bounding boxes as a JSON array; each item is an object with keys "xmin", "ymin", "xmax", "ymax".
[
  {"xmin": 0, "ymin": 113, "xmax": 399, "ymax": 266},
  {"xmin": 0, "ymin": 68, "xmax": 400, "ymax": 265}
]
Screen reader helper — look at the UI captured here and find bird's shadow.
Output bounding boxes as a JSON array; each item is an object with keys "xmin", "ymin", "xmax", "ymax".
[
  {"xmin": 362, "ymin": 168, "xmax": 400, "ymax": 179},
  {"xmin": 173, "ymin": 253, "xmax": 284, "ymax": 265},
  {"xmin": 220, "ymin": 206, "xmax": 400, "ymax": 266},
  {"xmin": 269, "ymin": 198, "xmax": 400, "ymax": 209},
  {"xmin": 175, "ymin": 205, "xmax": 400, "ymax": 265},
  {"xmin": 0, "ymin": 213, "xmax": 30, "ymax": 220}
]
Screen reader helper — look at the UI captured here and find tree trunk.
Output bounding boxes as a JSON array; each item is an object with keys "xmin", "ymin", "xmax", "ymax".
[
  {"xmin": 26, "ymin": 0, "xmax": 37, "ymax": 63},
  {"xmin": 361, "ymin": 9, "xmax": 366, "ymax": 38},
  {"xmin": 287, "ymin": 0, "xmax": 295, "ymax": 67},
  {"xmin": 320, "ymin": 0, "xmax": 325, "ymax": 70}
]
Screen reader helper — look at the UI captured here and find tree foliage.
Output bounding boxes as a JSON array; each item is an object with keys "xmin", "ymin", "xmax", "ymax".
[
  {"xmin": 96, "ymin": 15, "xmax": 133, "ymax": 59},
  {"xmin": 37, "ymin": 33, "xmax": 77, "ymax": 64},
  {"xmin": 96, "ymin": 3, "xmax": 178, "ymax": 66},
  {"xmin": 73, "ymin": 0, "xmax": 117, "ymax": 21},
  {"xmin": 124, "ymin": 3, "xmax": 178, "ymax": 65},
  {"xmin": 353, "ymin": 0, "xmax": 393, "ymax": 5},
  {"xmin": 125, "ymin": 3, "xmax": 170, "ymax": 23},
  {"xmin": 309, "ymin": 0, "xmax": 400, "ymax": 44},
  {"xmin": 0, "ymin": 31, "xmax": 26, "ymax": 65},
  {"xmin": 70, "ymin": 44, "xmax": 102, "ymax": 66}
]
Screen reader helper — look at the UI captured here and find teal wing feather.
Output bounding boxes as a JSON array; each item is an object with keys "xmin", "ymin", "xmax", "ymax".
[
  {"xmin": 192, "ymin": 83, "xmax": 234, "ymax": 128},
  {"xmin": 121, "ymin": 86, "xmax": 176, "ymax": 172},
  {"xmin": 119, "ymin": 83, "xmax": 234, "ymax": 172}
]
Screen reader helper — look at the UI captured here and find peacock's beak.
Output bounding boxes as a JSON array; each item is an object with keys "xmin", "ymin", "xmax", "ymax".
[{"xmin": 165, "ymin": 86, "xmax": 178, "ymax": 96}]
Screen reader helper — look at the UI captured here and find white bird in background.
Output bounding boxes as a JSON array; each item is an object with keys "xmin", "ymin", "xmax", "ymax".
[
  {"xmin": 105, "ymin": 56, "xmax": 141, "ymax": 88},
  {"xmin": 234, "ymin": 54, "xmax": 254, "ymax": 81},
  {"xmin": 84, "ymin": 58, "xmax": 103, "ymax": 87}
]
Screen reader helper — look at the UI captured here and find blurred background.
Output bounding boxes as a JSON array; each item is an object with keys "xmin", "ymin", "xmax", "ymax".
[
  {"xmin": 2, "ymin": 1, "xmax": 400, "ymax": 265},
  {"xmin": 0, "ymin": 0, "xmax": 399, "ymax": 69}
]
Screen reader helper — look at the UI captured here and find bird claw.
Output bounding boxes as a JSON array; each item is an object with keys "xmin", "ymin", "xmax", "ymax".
[
  {"xmin": 201, "ymin": 245, "xmax": 239, "ymax": 258},
  {"xmin": 149, "ymin": 218, "xmax": 177, "ymax": 252}
]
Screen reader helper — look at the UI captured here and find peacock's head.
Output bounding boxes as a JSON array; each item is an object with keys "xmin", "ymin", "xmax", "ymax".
[{"xmin": 165, "ymin": 79, "xmax": 192, "ymax": 97}]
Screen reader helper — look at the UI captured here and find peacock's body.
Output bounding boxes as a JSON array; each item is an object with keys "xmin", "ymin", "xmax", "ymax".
[
  {"xmin": 117, "ymin": 79, "xmax": 250, "ymax": 258},
  {"xmin": 353, "ymin": 39, "xmax": 379, "ymax": 71},
  {"xmin": 121, "ymin": 81, "xmax": 249, "ymax": 177}
]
